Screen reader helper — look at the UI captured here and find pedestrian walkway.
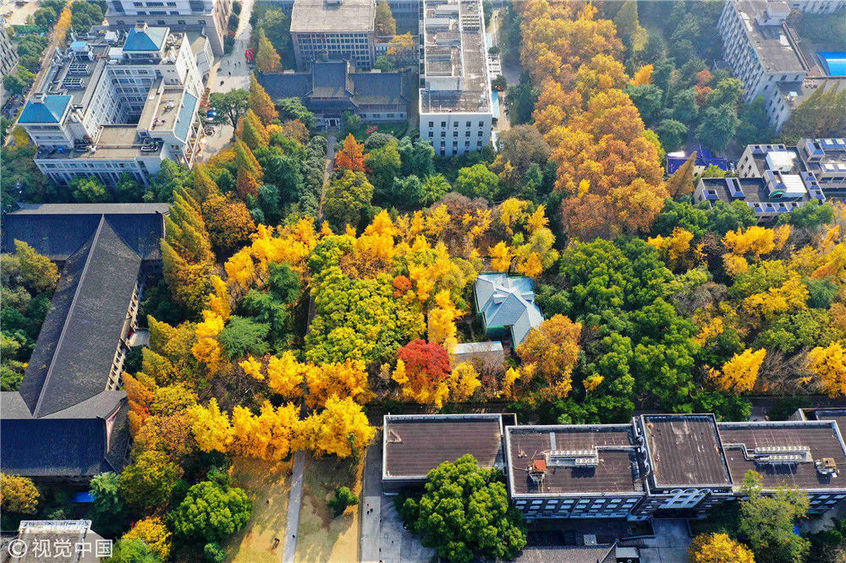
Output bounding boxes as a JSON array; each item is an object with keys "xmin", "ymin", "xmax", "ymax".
[{"xmin": 283, "ymin": 450, "xmax": 306, "ymax": 563}]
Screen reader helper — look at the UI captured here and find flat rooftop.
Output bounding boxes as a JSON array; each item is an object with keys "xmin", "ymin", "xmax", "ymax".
[
  {"xmin": 421, "ymin": 0, "xmax": 491, "ymax": 114},
  {"xmin": 506, "ymin": 425, "xmax": 643, "ymax": 496},
  {"xmin": 806, "ymin": 408, "xmax": 846, "ymax": 441},
  {"xmin": 698, "ymin": 177, "xmax": 813, "ymax": 215},
  {"xmin": 290, "ymin": 0, "xmax": 376, "ymax": 33},
  {"xmin": 641, "ymin": 414, "xmax": 732, "ymax": 489},
  {"xmin": 383, "ymin": 414, "xmax": 503, "ymax": 478},
  {"xmin": 733, "ymin": 0, "xmax": 806, "ymax": 73},
  {"xmin": 138, "ymin": 84, "xmax": 188, "ymax": 133},
  {"xmin": 719, "ymin": 421, "xmax": 846, "ymax": 490}
]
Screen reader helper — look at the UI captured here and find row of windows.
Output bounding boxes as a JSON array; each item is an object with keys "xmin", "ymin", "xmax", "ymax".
[
  {"xmin": 427, "ymin": 120, "xmax": 486, "ymax": 129},
  {"xmin": 429, "ymin": 130, "xmax": 484, "ymax": 138}
]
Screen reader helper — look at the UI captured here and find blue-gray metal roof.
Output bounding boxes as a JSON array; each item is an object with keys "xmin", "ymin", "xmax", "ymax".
[
  {"xmin": 123, "ymin": 25, "xmax": 168, "ymax": 51},
  {"xmin": 475, "ymin": 273, "xmax": 543, "ymax": 346},
  {"xmin": 18, "ymin": 95, "xmax": 71, "ymax": 124},
  {"xmin": 173, "ymin": 90, "xmax": 198, "ymax": 142}
]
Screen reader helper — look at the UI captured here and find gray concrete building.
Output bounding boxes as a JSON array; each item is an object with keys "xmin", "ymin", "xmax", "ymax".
[
  {"xmin": 107, "ymin": 0, "xmax": 232, "ymax": 57},
  {"xmin": 384, "ymin": 412, "xmax": 846, "ymax": 522},
  {"xmin": 290, "ymin": 0, "xmax": 377, "ymax": 70},
  {"xmin": 418, "ymin": 0, "xmax": 492, "ymax": 156}
]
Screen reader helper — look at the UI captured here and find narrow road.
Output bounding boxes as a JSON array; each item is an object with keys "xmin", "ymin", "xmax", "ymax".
[
  {"xmin": 208, "ymin": 0, "xmax": 255, "ymax": 93},
  {"xmin": 360, "ymin": 431, "xmax": 383, "ymax": 563},
  {"xmin": 282, "ymin": 450, "xmax": 306, "ymax": 563},
  {"xmin": 317, "ymin": 134, "xmax": 338, "ymax": 220}
]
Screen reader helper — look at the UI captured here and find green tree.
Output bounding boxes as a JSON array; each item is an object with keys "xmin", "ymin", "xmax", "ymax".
[
  {"xmin": 90, "ymin": 472, "xmax": 130, "ymax": 536},
  {"xmin": 398, "ymin": 455, "xmax": 526, "ymax": 563},
  {"xmin": 115, "ymin": 173, "xmax": 144, "ymax": 202},
  {"xmin": 696, "ymin": 104, "xmax": 739, "ymax": 153},
  {"xmin": 169, "ymin": 480, "xmax": 252, "ymax": 543},
  {"xmin": 671, "ymin": 88, "xmax": 699, "ymax": 125},
  {"xmin": 255, "ymin": 28, "xmax": 282, "ymax": 73},
  {"xmin": 420, "ymin": 174, "xmax": 451, "ymax": 206},
  {"xmin": 736, "ymin": 96, "xmax": 774, "ymax": 146},
  {"xmin": 119, "ymin": 451, "xmax": 183, "ymax": 511},
  {"xmin": 705, "ymin": 78, "xmax": 743, "ymax": 110},
  {"xmin": 209, "ymin": 89, "xmax": 249, "ymax": 129},
  {"xmin": 106, "ymin": 539, "xmax": 161, "ymax": 563},
  {"xmin": 33, "ymin": 6, "xmax": 58, "ymax": 27},
  {"xmin": 14, "ymin": 240, "xmax": 59, "ymax": 293},
  {"xmin": 366, "ymin": 139, "xmax": 402, "ymax": 203},
  {"xmin": 3, "ymin": 72, "xmax": 29, "ymax": 96},
  {"xmin": 625, "ymin": 84, "xmax": 663, "ymax": 126},
  {"xmin": 398, "ymin": 137, "xmax": 435, "ymax": 178},
  {"xmin": 374, "ymin": 0, "xmax": 396, "ymax": 36},
  {"xmin": 505, "ymin": 75, "xmax": 536, "ymax": 126},
  {"xmin": 203, "ymin": 543, "xmax": 226, "ymax": 563},
  {"xmin": 323, "ymin": 170, "xmax": 374, "ymax": 231},
  {"xmin": 69, "ymin": 0, "xmax": 104, "ymax": 32},
  {"xmin": 71, "ymin": 176, "xmax": 111, "ymax": 203},
  {"xmin": 327, "ymin": 486, "xmax": 359, "ymax": 517},
  {"xmin": 277, "ymin": 97, "xmax": 315, "ymax": 128},
  {"xmin": 707, "ymin": 200, "xmax": 756, "ymax": 235},
  {"xmin": 256, "ymin": 8, "xmax": 287, "ymax": 46},
  {"xmin": 455, "ymin": 163, "xmax": 498, "ymax": 200},
  {"xmin": 776, "ymin": 199, "xmax": 834, "ymax": 229},
  {"xmin": 655, "ymin": 119, "xmax": 688, "ymax": 153},
  {"xmin": 739, "ymin": 471, "xmax": 810, "ymax": 563},
  {"xmin": 219, "ymin": 315, "xmax": 270, "ymax": 359}
]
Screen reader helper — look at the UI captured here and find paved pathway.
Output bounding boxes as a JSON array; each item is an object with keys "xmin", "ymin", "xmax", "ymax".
[
  {"xmin": 360, "ymin": 431, "xmax": 382, "ymax": 563},
  {"xmin": 282, "ymin": 450, "xmax": 306, "ymax": 563},
  {"xmin": 317, "ymin": 134, "xmax": 337, "ymax": 220}
]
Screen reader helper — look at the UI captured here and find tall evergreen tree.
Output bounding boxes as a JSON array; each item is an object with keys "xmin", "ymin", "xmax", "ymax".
[
  {"xmin": 254, "ymin": 28, "xmax": 282, "ymax": 74},
  {"xmin": 666, "ymin": 152, "xmax": 697, "ymax": 198},
  {"xmin": 248, "ymin": 74, "xmax": 279, "ymax": 125}
]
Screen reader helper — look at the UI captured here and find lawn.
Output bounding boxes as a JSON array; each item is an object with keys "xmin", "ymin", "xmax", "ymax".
[
  {"xmin": 226, "ymin": 457, "xmax": 294, "ymax": 563},
  {"xmin": 294, "ymin": 454, "xmax": 364, "ymax": 563},
  {"xmin": 349, "ymin": 121, "xmax": 410, "ymax": 142}
]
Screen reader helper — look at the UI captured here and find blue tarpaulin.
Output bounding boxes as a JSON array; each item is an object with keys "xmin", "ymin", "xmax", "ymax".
[
  {"xmin": 818, "ymin": 52, "xmax": 846, "ymax": 77},
  {"xmin": 72, "ymin": 492, "xmax": 93, "ymax": 503},
  {"xmin": 666, "ymin": 144, "xmax": 729, "ymax": 174}
]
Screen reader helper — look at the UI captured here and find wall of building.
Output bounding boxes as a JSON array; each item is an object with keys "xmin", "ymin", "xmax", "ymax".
[{"xmin": 419, "ymin": 111, "xmax": 492, "ymax": 156}]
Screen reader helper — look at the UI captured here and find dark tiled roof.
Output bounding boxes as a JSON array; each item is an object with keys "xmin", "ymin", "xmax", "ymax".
[
  {"xmin": 311, "ymin": 61, "xmax": 351, "ymax": 98},
  {"xmin": 383, "ymin": 415, "xmax": 503, "ymax": 478},
  {"xmin": 20, "ymin": 217, "xmax": 141, "ymax": 418},
  {"xmin": 0, "ymin": 414, "xmax": 120, "ymax": 477},
  {"xmin": 719, "ymin": 421, "xmax": 846, "ymax": 490},
  {"xmin": 350, "ymin": 72, "xmax": 407, "ymax": 106},
  {"xmin": 641, "ymin": 414, "xmax": 732, "ymax": 489},
  {"xmin": 507, "ymin": 425, "xmax": 642, "ymax": 495},
  {"xmin": 258, "ymin": 64, "xmax": 407, "ymax": 115},
  {"xmin": 2, "ymin": 203, "xmax": 167, "ymax": 260},
  {"xmin": 259, "ymin": 72, "xmax": 311, "ymax": 99}
]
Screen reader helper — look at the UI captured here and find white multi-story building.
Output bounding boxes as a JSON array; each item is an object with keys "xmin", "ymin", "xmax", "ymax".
[
  {"xmin": 290, "ymin": 0, "xmax": 377, "ymax": 71},
  {"xmin": 788, "ymin": 0, "xmax": 845, "ymax": 12},
  {"xmin": 0, "ymin": 26, "xmax": 19, "ymax": 89},
  {"xmin": 718, "ymin": 0, "xmax": 846, "ymax": 130},
  {"xmin": 107, "ymin": 0, "xmax": 231, "ymax": 56},
  {"xmin": 18, "ymin": 25, "xmax": 205, "ymax": 187},
  {"xmin": 418, "ymin": 0, "xmax": 492, "ymax": 156}
]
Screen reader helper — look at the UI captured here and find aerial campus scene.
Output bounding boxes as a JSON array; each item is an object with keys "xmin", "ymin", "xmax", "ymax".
[{"xmin": 0, "ymin": 0, "xmax": 846, "ymax": 561}]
